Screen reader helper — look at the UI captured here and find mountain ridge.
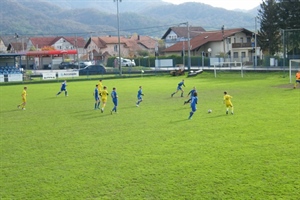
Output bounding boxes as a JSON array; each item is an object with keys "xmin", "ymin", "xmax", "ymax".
[{"xmin": 0, "ymin": 0, "xmax": 258, "ymax": 38}]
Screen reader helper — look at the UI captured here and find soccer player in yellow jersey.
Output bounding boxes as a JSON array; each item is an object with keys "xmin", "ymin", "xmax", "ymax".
[
  {"xmin": 100, "ymin": 86, "xmax": 109, "ymax": 113},
  {"xmin": 223, "ymin": 91, "xmax": 233, "ymax": 115},
  {"xmin": 97, "ymin": 79, "xmax": 103, "ymax": 94},
  {"xmin": 294, "ymin": 70, "xmax": 300, "ymax": 89},
  {"xmin": 17, "ymin": 86, "xmax": 27, "ymax": 110}
]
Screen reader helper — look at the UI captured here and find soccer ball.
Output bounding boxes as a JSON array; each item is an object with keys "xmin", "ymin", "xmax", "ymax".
[{"xmin": 208, "ymin": 109, "xmax": 212, "ymax": 113}]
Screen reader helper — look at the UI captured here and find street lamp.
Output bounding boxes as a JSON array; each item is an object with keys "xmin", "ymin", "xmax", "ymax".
[
  {"xmin": 114, "ymin": 0, "xmax": 122, "ymax": 76},
  {"xmin": 179, "ymin": 22, "xmax": 191, "ymax": 71}
]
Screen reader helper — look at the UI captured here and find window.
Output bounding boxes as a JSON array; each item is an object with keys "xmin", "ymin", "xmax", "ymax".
[
  {"xmin": 241, "ymin": 52, "xmax": 246, "ymax": 58},
  {"xmin": 247, "ymin": 37, "xmax": 251, "ymax": 43},
  {"xmin": 114, "ymin": 45, "xmax": 118, "ymax": 52},
  {"xmin": 240, "ymin": 37, "xmax": 244, "ymax": 43},
  {"xmin": 227, "ymin": 38, "xmax": 231, "ymax": 44},
  {"xmin": 233, "ymin": 52, "xmax": 238, "ymax": 58}
]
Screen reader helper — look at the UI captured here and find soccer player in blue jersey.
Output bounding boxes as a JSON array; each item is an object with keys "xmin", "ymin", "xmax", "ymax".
[
  {"xmin": 93, "ymin": 84, "xmax": 100, "ymax": 110},
  {"xmin": 184, "ymin": 86, "xmax": 196, "ymax": 105},
  {"xmin": 171, "ymin": 79, "xmax": 185, "ymax": 97},
  {"xmin": 136, "ymin": 86, "xmax": 144, "ymax": 107},
  {"xmin": 188, "ymin": 92, "xmax": 198, "ymax": 120},
  {"xmin": 56, "ymin": 80, "xmax": 68, "ymax": 97},
  {"xmin": 111, "ymin": 87, "xmax": 118, "ymax": 114}
]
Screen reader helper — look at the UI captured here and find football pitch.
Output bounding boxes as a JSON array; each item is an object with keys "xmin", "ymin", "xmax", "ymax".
[{"xmin": 0, "ymin": 72, "xmax": 299, "ymax": 199}]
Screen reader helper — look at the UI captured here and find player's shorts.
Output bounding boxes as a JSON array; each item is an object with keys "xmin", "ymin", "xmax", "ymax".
[
  {"xmin": 296, "ymin": 79, "xmax": 300, "ymax": 83},
  {"xmin": 22, "ymin": 98, "xmax": 26, "ymax": 103},
  {"xmin": 94, "ymin": 96, "xmax": 99, "ymax": 101},
  {"xmin": 102, "ymin": 98, "xmax": 107, "ymax": 103},
  {"xmin": 225, "ymin": 103, "xmax": 233, "ymax": 107},
  {"xmin": 60, "ymin": 88, "xmax": 66, "ymax": 92},
  {"xmin": 177, "ymin": 86, "xmax": 182, "ymax": 90},
  {"xmin": 191, "ymin": 105, "xmax": 197, "ymax": 112},
  {"xmin": 137, "ymin": 96, "xmax": 142, "ymax": 100}
]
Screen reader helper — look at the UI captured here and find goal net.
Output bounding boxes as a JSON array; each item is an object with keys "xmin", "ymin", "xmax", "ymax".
[
  {"xmin": 289, "ymin": 59, "xmax": 300, "ymax": 83},
  {"xmin": 213, "ymin": 61, "xmax": 243, "ymax": 78}
]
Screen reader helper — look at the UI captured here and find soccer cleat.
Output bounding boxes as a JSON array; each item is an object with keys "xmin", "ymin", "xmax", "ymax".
[
  {"xmin": 22, "ymin": 108, "xmax": 26, "ymax": 110},
  {"xmin": 101, "ymin": 109, "xmax": 104, "ymax": 113},
  {"xmin": 171, "ymin": 94, "xmax": 174, "ymax": 97},
  {"xmin": 226, "ymin": 111, "xmax": 228, "ymax": 115},
  {"xmin": 17, "ymin": 105, "xmax": 20, "ymax": 109},
  {"xmin": 136, "ymin": 104, "xmax": 139, "ymax": 107},
  {"xmin": 231, "ymin": 112, "xmax": 234, "ymax": 115}
]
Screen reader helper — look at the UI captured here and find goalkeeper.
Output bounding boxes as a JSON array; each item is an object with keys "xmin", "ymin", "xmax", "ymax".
[{"xmin": 294, "ymin": 70, "xmax": 300, "ymax": 89}]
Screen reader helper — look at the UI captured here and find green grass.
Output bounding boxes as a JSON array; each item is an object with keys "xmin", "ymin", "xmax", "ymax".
[{"xmin": 1, "ymin": 72, "xmax": 299, "ymax": 199}]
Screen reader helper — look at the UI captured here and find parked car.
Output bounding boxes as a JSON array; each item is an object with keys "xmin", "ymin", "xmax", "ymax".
[
  {"xmin": 78, "ymin": 64, "xmax": 106, "ymax": 75},
  {"xmin": 121, "ymin": 59, "xmax": 136, "ymax": 67},
  {"xmin": 75, "ymin": 60, "xmax": 93, "ymax": 69},
  {"xmin": 59, "ymin": 61, "xmax": 76, "ymax": 69}
]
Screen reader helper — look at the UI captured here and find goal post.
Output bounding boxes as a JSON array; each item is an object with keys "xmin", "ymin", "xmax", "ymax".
[
  {"xmin": 213, "ymin": 61, "xmax": 243, "ymax": 78},
  {"xmin": 289, "ymin": 59, "xmax": 300, "ymax": 83}
]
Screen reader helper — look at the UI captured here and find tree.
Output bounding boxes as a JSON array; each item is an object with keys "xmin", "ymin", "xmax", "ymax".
[
  {"xmin": 257, "ymin": 0, "xmax": 281, "ymax": 55},
  {"xmin": 277, "ymin": 0, "xmax": 300, "ymax": 57}
]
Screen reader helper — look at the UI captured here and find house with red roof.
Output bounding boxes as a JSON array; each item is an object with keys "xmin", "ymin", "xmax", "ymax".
[
  {"xmin": 161, "ymin": 26, "xmax": 206, "ymax": 48},
  {"xmin": 163, "ymin": 28, "xmax": 259, "ymax": 64},
  {"xmin": 84, "ymin": 35, "xmax": 157, "ymax": 62}
]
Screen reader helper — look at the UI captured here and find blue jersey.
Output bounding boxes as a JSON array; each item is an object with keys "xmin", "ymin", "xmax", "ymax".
[
  {"xmin": 111, "ymin": 90, "xmax": 118, "ymax": 105},
  {"xmin": 61, "ymin": 82, "xmax": 67, "ymax": 90},
  {"xmin": 137, "ymin": 89, "xmax": 143, "ymax": 99},
  {"xmin": 177, "ymin": 81, "xmax": 185, "ymax": 90},
  {"xmin": 191, "ymin": 96, "xmax": 198, "ymax": 112},
  {"xmin": 94, "ymin": 87, "xmax": 99, "ymax": 98},
  {"xmin": 188, "ymin": 89, "xmax": 196, "ymax": 97}
]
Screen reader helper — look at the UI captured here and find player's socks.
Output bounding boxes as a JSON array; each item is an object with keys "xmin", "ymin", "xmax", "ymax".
[
  {"xmin": 65, "ymin": 91, "xmax": 68, "ymax": 96},
  {"xmin": 57, "ymin": 92, "xmax": 61, "ymax": 95},
  {"xmin": 94, "ymin": 103, "xmax": 97, "ymax": 109},
  {"xmin": 171, "ymin": 93, "xmax": 175, "ymax": 97},
  {"xmin": 189, "ymin": 111, "xmax": 194, "ymax": 119},
  {"xmin": 181, "ymin": 93, "xmax": 183, "ymax": 97},
  {"xmin": 97, "ymin": 102, "xmax": 100, "ymax": 108}
]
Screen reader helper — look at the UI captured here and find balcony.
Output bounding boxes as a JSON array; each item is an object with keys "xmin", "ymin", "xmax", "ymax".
[{"xmin": 232, "ymin": 43, "xmax": 252, "ymax": 48}]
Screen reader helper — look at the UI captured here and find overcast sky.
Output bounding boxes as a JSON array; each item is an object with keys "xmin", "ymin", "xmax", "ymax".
[{"xmin": 162, "ymin": 0, "xmax": 262, "ymax": 10}]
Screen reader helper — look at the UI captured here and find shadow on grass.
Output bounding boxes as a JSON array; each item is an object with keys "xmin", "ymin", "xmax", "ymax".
[
  {"xmin": 169, "ymin": 118, "xmax": 189, "ymax": 123},
  {"xmin": 0, "ymin": 109, "xmax": 20, "ymax": 114},
  {"xmin": 206, "ymin": 114, "xmax": 227, "ymax": 118}
]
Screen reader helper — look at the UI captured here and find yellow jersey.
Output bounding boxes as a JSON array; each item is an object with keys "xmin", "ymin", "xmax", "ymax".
[
  {"xmin": 21, "ymin": 89, "xmax": 27, "ymax": 99},
  {"xmin": 97, "ymin": 81, "xmax": 103, "ymax": 92},
  {"xmin": 224, "ymin": 94, "xmax": 233, "ymax": 107},
  {"xmin": 100, "ymin": 89, "xmax": 108, "ymax": 99}
]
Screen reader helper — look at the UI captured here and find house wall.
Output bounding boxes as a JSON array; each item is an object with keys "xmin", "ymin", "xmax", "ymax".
[{"xmin": 165, "ymin": 31, "xmax": 178, "ymax": 48}]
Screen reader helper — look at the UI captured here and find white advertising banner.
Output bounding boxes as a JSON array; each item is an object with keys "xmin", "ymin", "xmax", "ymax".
[
  {"xmin": 42, "ymin": 72, "xmax": 56, "ymax": 80},
  {"xmin": 8, "ymin": 74, "xmax": 23, "ymax": 82},
  {"xmin": 0, "ymin": 75, "xmax": 4, "ymax": 82},
  {"xmin": 57, "ymin": 71, "xmax": 79, "ymax": 78}
]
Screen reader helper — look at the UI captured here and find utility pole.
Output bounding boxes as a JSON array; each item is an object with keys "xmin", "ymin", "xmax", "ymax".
[
  {"xmin": 114, "ymin": 0, "xmax": 122, "ymax": 76},
  {"xmin": 187, "ymin": 22, "xmax": 191, "ymax": 71},
  {"xmin": 221, "ymin": 25, "xmax": 225, "ymax": 62}
]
